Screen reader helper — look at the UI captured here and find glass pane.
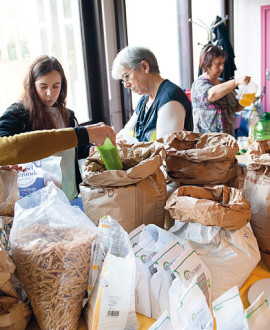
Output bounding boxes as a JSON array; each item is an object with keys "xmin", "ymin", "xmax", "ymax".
[
  {"xmin": 0, "ymin": 0, "xmax": 90, "ymax": 123},
  {"xmin": 191, "ymin": 0, "xmax": 222, "ymax": 79},
  {"xmin": 125, "ymin": 0, "xmax": 179, "ymax": 107}
]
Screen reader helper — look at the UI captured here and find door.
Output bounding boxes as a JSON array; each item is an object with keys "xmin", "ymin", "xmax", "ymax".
[{"xmin": 261, "ymin": 5, "xmax": 270, "ymax": 112}]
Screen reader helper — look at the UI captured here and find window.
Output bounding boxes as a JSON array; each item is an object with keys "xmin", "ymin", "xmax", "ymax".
[
  {"xmin": 0, "ymin": 0, "xmax": 90, "ymax": 123},
  {"xmin": 191, "ymin": 0, "xmax": 223, "ymax": 79},
  {"xmin": 125, "ymin": 0, "xmax": 180, "ymax": 107}
]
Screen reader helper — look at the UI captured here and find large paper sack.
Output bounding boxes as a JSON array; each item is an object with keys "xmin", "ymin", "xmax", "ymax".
[
  {"xmin": 157, "ymin": 131, "xmax": 239, "ymax": 187},
  {"xmin": 81, "ymin": 144, "xmax": 166, "ymax": 232}
]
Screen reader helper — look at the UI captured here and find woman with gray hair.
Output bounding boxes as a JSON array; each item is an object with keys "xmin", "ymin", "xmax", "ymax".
[{"xmin": 112, "ymin": 46, "xmax": 193, "ymax": 142}]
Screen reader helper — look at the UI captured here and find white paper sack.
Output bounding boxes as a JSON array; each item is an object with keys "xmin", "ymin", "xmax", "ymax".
[
  {"xmin": 169, "ymin": 278, "xmax": 186, "ymax": 329},
  {"xmin": 139, "ymin": 224, "xmax": 186, "ymax": 253},
  {"xmin": 129, "ymin": 224, "xmax": 145, "ymax": 248},
  {"xmin": 170, "ymin": 248, "xmax": 212, "ymax": 306},
  {"xmin": 169, "ymin": 221, "xmax": 260, "ymax": 300},
  {"xmin": 212, "ymin": 285, "xmax": 245, "ymax": 330},
  {"xmin": 150, "ymin": 240, "xmax": 184, "ymax": 320},
  {"xmin": 148, "ymin": 311, "xmax": 175, "ymax": 330},
  {"xmin": 84, "ymin": 217, "xmax": 137, "ymax": 330},
  {"xmin": 179, "ymin": 277, "xmax": 213, "ymax": 330},
  {"xmin": 244, "ymin": 292, "xmax": 270, "ymax": 330},
  {"xmin": 150, "ymin": 270, "xmax": 173, "ymax": 320},
  {"xmin": 133, "ymin": 244, "xmax": 156, "ymax": 318}
]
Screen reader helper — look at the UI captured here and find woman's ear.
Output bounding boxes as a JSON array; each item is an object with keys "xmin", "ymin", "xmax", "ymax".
[{"xmin": 141, "ymin": 60, "xmax": 150, "ymax": 73}]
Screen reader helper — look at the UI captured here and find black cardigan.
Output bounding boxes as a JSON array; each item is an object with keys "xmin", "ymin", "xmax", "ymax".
[{"xmin": 0, "ymin": 102, "xmax": 91, "ymax": 189}]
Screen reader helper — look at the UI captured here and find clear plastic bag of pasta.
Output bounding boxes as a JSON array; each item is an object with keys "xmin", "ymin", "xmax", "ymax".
[{"xmin": 9, "ymin": 182, "xmax": 97, "ymax": 330}]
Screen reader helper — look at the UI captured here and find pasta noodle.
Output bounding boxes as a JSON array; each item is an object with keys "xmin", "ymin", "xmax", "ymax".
[{"xmin": 12, "ymin": 223, "xmax": 97, "ymax": 330}]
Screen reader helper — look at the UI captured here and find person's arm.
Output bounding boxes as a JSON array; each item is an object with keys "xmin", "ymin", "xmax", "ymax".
[
  {"xmin": 116, "ymin": 111, "xmax": 139, "ymax": 143},
  {"xmin": 0, "ymin": 128, "xmax": 78, "ymax": 166},
  {"xmin": 156, "ymin": 101, "xmax": 186, "ymax": 139},
  {"xmin": 0, "ymin": 123, "xmax": 115, "ymax": 166},
  {"xmin": 208, "ymin": 76, "xmax": 251, "ymax": 103}
]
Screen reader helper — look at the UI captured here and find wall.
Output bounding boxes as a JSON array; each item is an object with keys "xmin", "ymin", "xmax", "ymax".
[{"xmin": 234, "ymin": 0, "xmax": 270, "ymax": 92}]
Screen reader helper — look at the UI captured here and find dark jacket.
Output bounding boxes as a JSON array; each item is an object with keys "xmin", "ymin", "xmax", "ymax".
[{"xmin": 0, "ymin": 102, "xmax": 90, "ymax": 189}]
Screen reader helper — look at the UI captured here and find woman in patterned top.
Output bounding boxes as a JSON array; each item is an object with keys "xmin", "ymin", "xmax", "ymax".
[{"xmin": 191, "ymin": 44, "xmax": 251, "ymax": 136}]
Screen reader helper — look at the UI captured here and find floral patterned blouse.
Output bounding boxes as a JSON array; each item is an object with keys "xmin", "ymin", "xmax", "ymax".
[{"xmin": 191, "ymin": 75, "xmax": 238, "ymax": 136}]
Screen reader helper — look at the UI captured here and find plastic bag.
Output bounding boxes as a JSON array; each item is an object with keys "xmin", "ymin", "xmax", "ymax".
[
  {"xmin": 10, "ymin": 182, "xmax": 97, "ymax": 330},
  {"xmin": 84, "ymin": 216, "xmax": 137, "ymax": 330}
]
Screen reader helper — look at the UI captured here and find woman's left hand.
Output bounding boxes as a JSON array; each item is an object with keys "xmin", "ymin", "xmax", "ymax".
[{"xmin": 0, "ymin": 165, "xmax": 25, "ymax": 172}]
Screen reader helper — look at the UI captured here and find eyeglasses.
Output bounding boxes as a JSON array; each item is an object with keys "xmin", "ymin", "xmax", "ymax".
[{"xmin": 121, "ymin": 67, "xmax": 135, "ymax": 85}]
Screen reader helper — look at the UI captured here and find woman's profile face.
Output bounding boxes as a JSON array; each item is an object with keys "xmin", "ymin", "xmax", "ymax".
[
  {"xmin": 121, "ymin": 61, "xmax": 150, "ymax": 95},
  {"xmin": 207, "ymin": 56, "xmax": 225, "ymax": 79},
  {"xmin": 34, "ymin": 70, "xmax": 62, "ymax": 107}
]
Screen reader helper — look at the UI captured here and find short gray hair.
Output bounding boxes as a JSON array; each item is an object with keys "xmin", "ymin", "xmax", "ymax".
[{"xmin": 111, "ymin": 46, "xmax": 160, "ymax": 79}]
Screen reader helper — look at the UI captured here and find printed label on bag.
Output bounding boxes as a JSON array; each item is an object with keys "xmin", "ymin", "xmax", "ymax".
[{"xmin": 17, "ymin": 161, "xmax": 45, "ymax": 198}]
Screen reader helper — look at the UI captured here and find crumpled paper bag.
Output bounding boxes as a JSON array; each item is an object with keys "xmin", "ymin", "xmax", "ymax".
[{"xmin": 165, "ymin": 185, "xmax": 251, "ymax": 230}]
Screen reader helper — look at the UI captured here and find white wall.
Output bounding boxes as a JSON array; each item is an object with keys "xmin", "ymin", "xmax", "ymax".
[{"xmin": 234, "ymin": 0, "xmax": 270, "ymax": 92}]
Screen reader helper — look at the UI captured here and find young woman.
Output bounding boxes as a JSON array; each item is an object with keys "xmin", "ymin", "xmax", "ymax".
[{"xmin": 0, "ymin": 56, "xmax": 113, "ymax": 200}]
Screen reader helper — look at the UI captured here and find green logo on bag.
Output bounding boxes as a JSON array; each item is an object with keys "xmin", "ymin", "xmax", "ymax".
[
  {"xmin": 163, "ymin": 261, "xmax": 169, "ymax": 270},
  {"xmin": 184, "ymin": 270, "xmax": 191, "ymax": 280},
  {"xmin": 141, "ymin": 255, "xmax": 147, "ymax": 263}
]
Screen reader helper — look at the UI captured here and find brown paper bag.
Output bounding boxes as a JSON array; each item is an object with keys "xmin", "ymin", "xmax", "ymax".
[
  {"xmin": 244, "ymin": 140, "xmax": 270, "ymax": 269},
  {"xmin": 80, "ymin": 144, "xmax": 167, "ymax": 233},
  {"xmin": 157, "ymin": 131, "xmax": 239, "ymax": 187},
  {"xmin": 0, "ymin": 296, "xmax": 31, "ymax": 330},
  {"xmin": 0, "ymin": 171, "xmax": 19, "ymax": 217},
  {"xmin": 165, "ymin": 185, "xmax": 251, "ymax": 230},
  {"xmin": 0, "ymin": 248, "xmax": 19, "ymax": 299}
]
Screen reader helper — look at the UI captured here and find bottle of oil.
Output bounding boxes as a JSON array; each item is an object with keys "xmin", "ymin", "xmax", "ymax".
[
  {"xmin": 248, "ymin": 105, "xmax": 260, "ymax": 144},
  {"xmin": 97, "ymin": 137, "xmax": 123, "ymax": 170}
]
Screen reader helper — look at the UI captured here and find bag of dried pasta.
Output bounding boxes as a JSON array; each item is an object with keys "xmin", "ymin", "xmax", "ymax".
[{"xmin": 9, "ymin": 182, "xmax": 97, "ymax": 330}]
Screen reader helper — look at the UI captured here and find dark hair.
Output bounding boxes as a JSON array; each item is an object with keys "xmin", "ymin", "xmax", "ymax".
[
  {"xmin": 199, "ymin": 44, "xmax": 226, "ymax": 72},
  {"xmin": 20, "ymin": 55, "xmax": 69, "ymax": 130}
]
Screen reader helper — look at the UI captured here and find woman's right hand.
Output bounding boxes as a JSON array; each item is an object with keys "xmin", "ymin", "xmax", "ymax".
[
  {"xmin": 85, "ymin": 122, "xmax": 116, "ymax": 146},
  {"xmin": 235, "ymin": 75, "xmax": 251, "ymax": 86}
]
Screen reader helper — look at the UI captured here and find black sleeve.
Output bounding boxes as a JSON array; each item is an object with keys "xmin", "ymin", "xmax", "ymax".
[
  {"xmin": 74, "ymin": 126, "xmax": 90, "ymax": 145},
  {"xmin": 0, "ymin": 103, "xmax": 30, "ymax": 137},
  {"xmin": 74, "ymin": 126, "xmax": 92, "ymax": 159}
]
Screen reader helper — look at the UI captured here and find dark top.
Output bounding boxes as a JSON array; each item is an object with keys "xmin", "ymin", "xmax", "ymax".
[
  {"xmin": 0, "ymin": 102, "xmax": 91, "ymax": 188},
  {"xmin": 134, "ymin": 79, "xmax": 193, "ymax": 142}
]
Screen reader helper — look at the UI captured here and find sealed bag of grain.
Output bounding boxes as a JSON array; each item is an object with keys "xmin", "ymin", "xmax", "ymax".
[{"xmin": 10, "ymin": 183, "xmax": 97, "ymax": 330}]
